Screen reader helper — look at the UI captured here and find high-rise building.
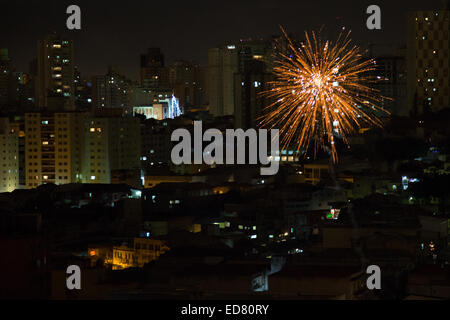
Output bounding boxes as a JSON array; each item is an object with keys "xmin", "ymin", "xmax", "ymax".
[
  {"xmin": 83, "ymin": 116, "xmax": 141, "ymax": 186},
  {"xmin": 141, "ymin": 119, "xmax": 172, "ymax": 169},
  {"xmin": 9, "ymin": 117, "xmax": 26, "ymax": 189},
  {"xmin": 36, "ymin": 35, "xmax": 75, "ymax": 110},
  {"xmin": 24, "ymin": 112, "xmax": 85, "ymax": 189},
  {"xmin": 208, "ymin": 40, "xmax": 270, "ymax": 117},
  {"xmin": 0, "ymin": 49, "xmax": 34, "ymax": 111},
  {"xmin": 73, "ymin": 66, "xmax": 92, "ymax": 110},
  {"xmin": 208, "ymin": 45, "xmax": 239, "ymax": 117},
  {"xmin": 25, "ymin": 112, "xmax": 142, "ymax": 188},
  {"xmin": 8, "ymin": 72, "xmax": 25, "ymax": 107},
  {"xmin": 0, "ymin": 118, "xmax": 19, "ymax": 193},
  {"xmin": 374, "ymin": 55, "xmax": 408, "ymax": 116},
  {"xmin": 140, "ymin": 117, "xmax": 198, "ymax": 175},
  {"xmin": 234, "ymin": 59, "xmax": 273, "ymax": 129},
  {"xmin": 407, "ymin": 4, "xmax": 450, "ymax": 114},
  {"xmin": 140, "ymin": 48, "xmax": 170, "ymax": 89},
  {"xmin": 91, "ymin": 66, "xmax": 132, "ymax": 110},
  {"xmin": 169, "ymin": 61, "xmax": 208, "ymax": 109},
  {"xmin": 0, "ymin": 49, "xmax": 11, "ymax": 107}
]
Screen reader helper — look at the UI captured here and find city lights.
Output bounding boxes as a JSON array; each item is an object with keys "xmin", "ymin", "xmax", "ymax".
[{"xmin": 1, "ymin": 0, "xmax": 449, "ymax": 306}]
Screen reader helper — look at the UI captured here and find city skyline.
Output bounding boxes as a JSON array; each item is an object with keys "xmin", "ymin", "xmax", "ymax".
[
  {"xmin": 0, "ymin": 0, "xmax": 446, "ymax": 79},
  {"xmin": 1, "ymin": 0, "xmax": 450, "ymax": 303}
]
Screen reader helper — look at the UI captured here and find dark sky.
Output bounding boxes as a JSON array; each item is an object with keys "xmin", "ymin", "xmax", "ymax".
[{"xmin": 0, "ymin": 0, "xmax": 444, "ymax": 80}]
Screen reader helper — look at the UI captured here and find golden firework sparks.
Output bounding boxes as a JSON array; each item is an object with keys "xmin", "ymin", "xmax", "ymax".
[{"xmin": 259, "ymin": 27, "xmax": 390, "ymax": 162}]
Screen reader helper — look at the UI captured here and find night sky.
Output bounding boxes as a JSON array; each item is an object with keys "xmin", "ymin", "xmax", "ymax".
[{"xmin": 0, "ymin": 0, "xmax": 444, "ymax": 80}]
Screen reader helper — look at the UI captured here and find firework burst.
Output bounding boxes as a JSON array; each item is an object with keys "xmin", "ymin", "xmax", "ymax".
[{"xmin": 260, "ymin": 27, "xmax": 390, "ymax": 162}]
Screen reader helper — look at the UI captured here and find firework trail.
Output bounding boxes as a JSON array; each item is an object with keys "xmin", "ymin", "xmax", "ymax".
[{"xmin": 260, "ymin": 27, "xmax": 390, "ymax": 162}]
